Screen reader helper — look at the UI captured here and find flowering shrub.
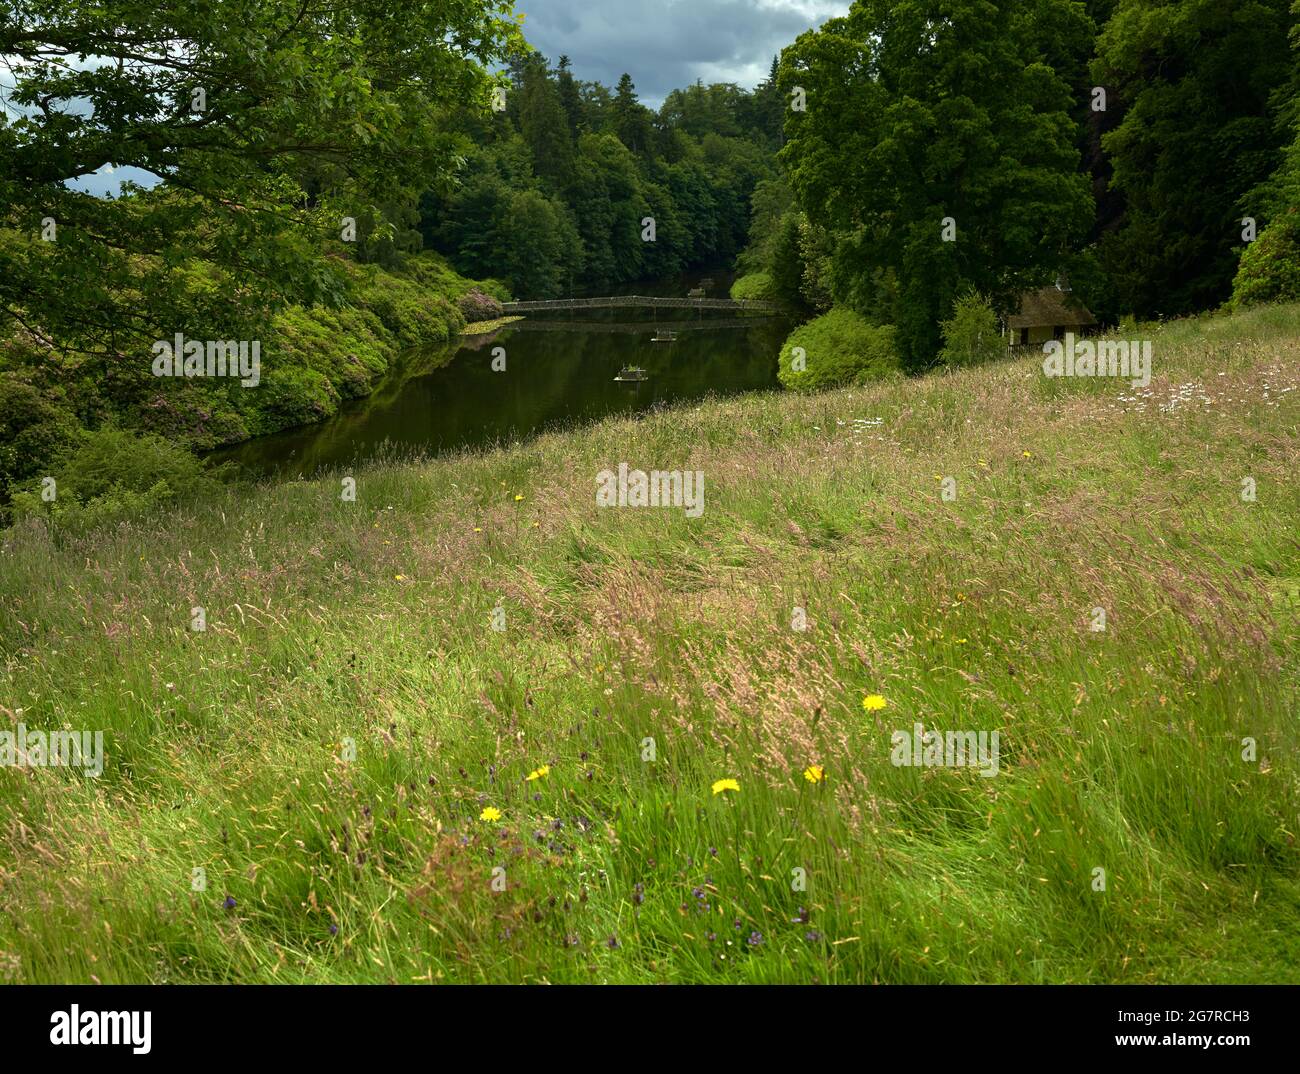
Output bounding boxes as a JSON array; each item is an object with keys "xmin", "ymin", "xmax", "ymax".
[{"xmin": 457, "ymin": 288, "xmax": 505, "ymax": 323}]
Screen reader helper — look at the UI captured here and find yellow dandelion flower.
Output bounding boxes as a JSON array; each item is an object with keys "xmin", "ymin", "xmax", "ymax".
[
  {"xmin": 473, "ymin": 527, "xmax": 482, "ymax": 533},
  {"xmin": 711, "ymin": 778, "xmax": 740, "ymax": 795},
  {"xmin": 479, "ymin": 806, "xmax": 502, "ymax": 822},
  {"xmin": 862, "ymin": 694, "xmax": 888, "ymax": 712},
  {"xmin": 525, "ymin": 765, "xmax": 550, "ymax": 782},
  {"xmin": 394, "ymin": 574, "xmax": 405, "ymax": 581},
  {"xmin": 803, "ymin": 765, "xmax": 825, "ymax": 784},
  {"xmin": 514, "ymin": 494, "xmax": 524, "ymax": 501},
  {"xmin": 1021, "ymin": 450, "xmax": 1032, "ymax": 458}
]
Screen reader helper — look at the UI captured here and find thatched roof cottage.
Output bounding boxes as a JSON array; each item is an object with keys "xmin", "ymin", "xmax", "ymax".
[{"xmin": 1006, "ymin": 284, "xmax": 1098, "ymax": 347}]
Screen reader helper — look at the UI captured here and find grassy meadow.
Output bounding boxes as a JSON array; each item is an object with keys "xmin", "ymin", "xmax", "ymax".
[{"xmin": 2, "ymin": 302, "xmax": 1299, "ymax": 983}]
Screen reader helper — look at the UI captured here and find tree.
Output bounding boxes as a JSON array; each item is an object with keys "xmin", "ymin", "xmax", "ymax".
[
  {"xmin": 1095, "ymin": 0, "xmax": 1296, "ymax": 317},
  {"xmin": 612, "ymin": 74, "xmax": 654, "ymax": 156},
  {"xmin": 0, "ymin": 0, "xmax": 527, "ymax": 358},
  {"xmin": 666, "ymin": 160, "xmax": 720, "ymax": 263},
  {"xmin": 736, "ymin": 176, "xmax": 793, "ymax": 274},
  {"xmin": 939, "ymin": 292, "xmax": 1000, "ymax": 367},
  {"xmin": 780, "ymin": 0, "xmax": 1094, "ymax": 370},
  {"xmin": 427, "ymin": 163, "xmax": 513, "ymax": 279},
  {"xmin": 752, "ymin": 55, "xmax": 786, "ymax": 146},
  {"xmin": 556, "ymin": 56, "xmax": 584, "ymax": 139},
  {"xmin": 519, "ymin": 56, "xmax": 574, "ymax": 189},
  {"xmin": 497, "ymin": 189, "xmax": 582, "ymax": 298},
  {"xmin": 767, "ymin": 211, "xmax": 807, "ymax": 308},
  {"xmin": 566, "ymin": 133, "xmax": 647, "ymax": 287}
]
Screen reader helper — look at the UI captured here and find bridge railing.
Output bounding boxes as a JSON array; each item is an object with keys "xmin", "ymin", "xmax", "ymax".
[{"xmin": 499, "ymin": 295, "xmax": 779, "ymax": 313}]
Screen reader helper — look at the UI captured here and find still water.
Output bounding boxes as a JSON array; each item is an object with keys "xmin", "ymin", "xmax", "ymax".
[{"xmin": 218, "ymin": 268, "xmax": 790, "ymax": 479}]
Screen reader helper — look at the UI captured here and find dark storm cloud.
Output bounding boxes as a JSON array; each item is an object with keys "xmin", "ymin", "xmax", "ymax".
[{"xmin": 516, "ymin": 0, "xmax": 849, "ymax": 106}]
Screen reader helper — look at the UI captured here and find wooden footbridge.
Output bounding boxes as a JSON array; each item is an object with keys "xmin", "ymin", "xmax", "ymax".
[{"xmin": 501, "ymin": 295, "xmax": 778, "ymax": 314}]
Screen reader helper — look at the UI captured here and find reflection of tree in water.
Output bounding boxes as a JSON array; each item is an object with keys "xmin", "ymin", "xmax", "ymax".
[{"xmin": 219, "ymin": 315, "xmax": 791, "ymax": 480}]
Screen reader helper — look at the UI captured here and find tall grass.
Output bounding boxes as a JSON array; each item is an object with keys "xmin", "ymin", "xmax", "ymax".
[{"xmin": 1, "ymin": 303, "xmax": 1298, "ymax": 983}]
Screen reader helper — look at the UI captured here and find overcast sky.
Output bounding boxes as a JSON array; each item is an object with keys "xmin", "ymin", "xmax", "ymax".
[{"xmin": 518, "ymin": 0, "xmax": 849, "ymax": 106}]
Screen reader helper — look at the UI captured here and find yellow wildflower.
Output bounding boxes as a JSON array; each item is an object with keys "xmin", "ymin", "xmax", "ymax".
[
  {"xmin": 525, "ymin": 765, "xmax": 550, "ymax": 782},
  {"xmin": 711, "ymin": 778, "xmax": 740, "ymax": 796},
  {"xmin": 803, "ymin": 765, "xmax": 825, "ymax": 784},
  {"xmin": 862, "ymin": 694, "xmax": 888, "ymax": 712},
  {"xmin": 479, "ymin": 806, "xmax": 502, "ymax": 822}
]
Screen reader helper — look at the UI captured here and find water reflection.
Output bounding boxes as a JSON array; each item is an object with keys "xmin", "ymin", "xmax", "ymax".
[{"xmin": 216, "ymin": 310, "xmax": 790, "ymax": 479}]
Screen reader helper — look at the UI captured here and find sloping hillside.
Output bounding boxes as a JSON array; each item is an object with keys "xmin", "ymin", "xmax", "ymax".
[{"xmin": 1, "ymin": 302, "xmax": 1298, "ymax": 983}]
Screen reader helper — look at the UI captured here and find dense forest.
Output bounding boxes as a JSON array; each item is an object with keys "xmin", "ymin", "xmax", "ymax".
[
  {"xmin": 760, "ymin": 0, "xmax": 1300, "ymax": 373},
  {"xmin": 417, "ymin": 56, "xmax": 786, "ymax": 297}
]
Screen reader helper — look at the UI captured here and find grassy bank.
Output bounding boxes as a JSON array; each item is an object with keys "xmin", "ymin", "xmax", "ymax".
[{"xmin": 1, "ymin": 302, "xmax": 1298, "ymax": 983}]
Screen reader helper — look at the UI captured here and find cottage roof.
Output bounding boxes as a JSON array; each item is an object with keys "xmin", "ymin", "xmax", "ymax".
[{"xmin": 1007, "ymin": 286, "xmax": 1098, "ymax": 330}]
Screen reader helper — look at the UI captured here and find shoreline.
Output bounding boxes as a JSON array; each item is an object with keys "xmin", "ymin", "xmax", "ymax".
[{"xmin": 459, "ymin": 314, "xmax": 526, "ymax": 336}]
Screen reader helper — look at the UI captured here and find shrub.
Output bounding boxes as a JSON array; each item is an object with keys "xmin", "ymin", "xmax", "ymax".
[
  {"xmin": 730, "ymin": 273, "xmax": 776, "ymax": 301},
  {"xmin": 0, "ymin": 373, "xmax": 81, "ymax": 499},
  {"xmin": 9, "ymin": 427, "xmax": 219, "ymax": 526},
  {"xmin": 457, "ymin": 288, "xmax": 505, "ymax": 323},
  {"xmin": 352, "ymin": 270, "xmax": 462, "ymax": 347},
  {"xmin": 777, "ymin": 308, "xmax": 901, "ymax": 391},
  {"xmin": 938, "ymin": 292, "xmax": 1001, "ymax": 368},
  {"xmin": 1231, "ymin": 211, "xmax": 1300, "ymax": 308},
  {"xmin": 247, "ymin": 365, "xmax": 341, "ymax": 432}
]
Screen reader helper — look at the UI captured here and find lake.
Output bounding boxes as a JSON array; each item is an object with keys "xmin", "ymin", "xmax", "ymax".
[{"xmin": 218, "ymin": 267, "xmax": 791, "ymax": 479}]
